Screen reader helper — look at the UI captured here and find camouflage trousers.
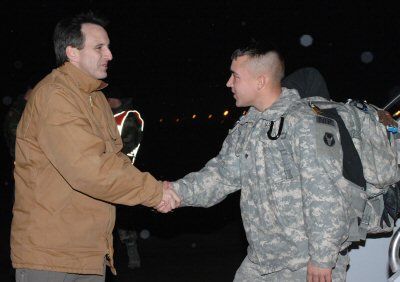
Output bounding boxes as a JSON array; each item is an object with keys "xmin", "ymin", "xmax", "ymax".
[
  {"xmin": 233, "ymin": 253, "xmax": 348, "ymax": 282},
  {"xmin": 117, "ymin": 228, "xmax": 141, "ymax": 269}
]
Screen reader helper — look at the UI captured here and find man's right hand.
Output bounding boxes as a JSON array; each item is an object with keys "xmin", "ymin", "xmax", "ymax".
[{"xmin": 155, "ymin": 181, "xmax": 181, "ymax": 213}]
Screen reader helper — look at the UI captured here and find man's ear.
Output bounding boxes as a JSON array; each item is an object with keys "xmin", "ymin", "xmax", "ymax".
[
  {"xmin": 66, "ymin": 46, "xmax": 79, "ymax": 62},
  {"xmin": 257, "ymin": 75, "xmax": 267, "ymax": 90}
]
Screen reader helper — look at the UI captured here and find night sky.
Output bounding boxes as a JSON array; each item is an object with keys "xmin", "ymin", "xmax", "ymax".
[
  {"xmin": 3, "ymin": 1, "xmax": 400, "ymax": 110},
  {"xmin": 2, "ymin": 3, "xmax": 400, "ymax": 280},
  {"xmin": 2, "ymin": 0, "xmax": 400, "ymax": 177}
]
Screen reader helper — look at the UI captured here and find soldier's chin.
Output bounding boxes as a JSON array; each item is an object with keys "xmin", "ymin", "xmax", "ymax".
[
  {"xmin": 235, "ymin": 100, "xmax": 243, "ymax": 108},
  {"xmin": 235, "ymin": 101, "xmax": 250, "ymax": 109}
]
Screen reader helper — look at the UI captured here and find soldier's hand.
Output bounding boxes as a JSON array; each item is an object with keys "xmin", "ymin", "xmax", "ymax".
[
  {"xmin": 155, "ymin": 181, "xmax": 181, "ymax": 213},
  {"xmin": 307, "ymin": 262, "xmax": 332, "ymax": 282}
]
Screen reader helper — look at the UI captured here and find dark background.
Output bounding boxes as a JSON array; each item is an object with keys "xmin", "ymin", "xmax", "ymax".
[
  {"xmin": 2, "ymin": 0, "xmax": 400, "ymax": 178},
  {"xmin": 1, "ymin": 1, "xmax": 400, "ymax": 281}
]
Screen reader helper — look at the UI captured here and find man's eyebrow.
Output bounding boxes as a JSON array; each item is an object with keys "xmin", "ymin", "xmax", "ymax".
[{"xmin": 94, "ymin": 43, "xmax": 108, "ymax": 48}]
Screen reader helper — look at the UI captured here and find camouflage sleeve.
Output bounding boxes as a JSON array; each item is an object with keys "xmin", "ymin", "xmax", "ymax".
[
  {"xmin": 293, "ymin": 112, "xmax": 350, "ymax": 268},
  {"xmin": 172, "ymin": 128, "xmax": 242, "ymax": 207}
]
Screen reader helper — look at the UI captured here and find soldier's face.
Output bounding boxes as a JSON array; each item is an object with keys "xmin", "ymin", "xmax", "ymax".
[{"xmin": 226, "ymin": 55, "xmax": 259, "ymax": 108}]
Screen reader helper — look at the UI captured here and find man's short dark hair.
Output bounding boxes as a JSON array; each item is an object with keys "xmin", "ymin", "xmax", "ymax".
[
  {"xmin": 53, "ymin": 11, "xmax": 109, "ymax": 67},
  {"xmin": 231, "ymin": 40, "xmax": 283, "ymax": 62},
  {"xmin": 231, "ymin": 40, "xmax": 285, "ymax": 80}
]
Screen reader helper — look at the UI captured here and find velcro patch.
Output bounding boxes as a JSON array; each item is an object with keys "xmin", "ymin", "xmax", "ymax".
[
  {"xmin": 316, "ymin": 116, "xmax": 335, "ymax": 127},
  {"xmin": 323, "ymin": 132, "xmax": 336, "ymax": 147}
]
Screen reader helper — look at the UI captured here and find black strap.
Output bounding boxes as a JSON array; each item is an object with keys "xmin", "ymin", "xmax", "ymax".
[{"xmin": 321, "ymin": 108, "xmax": 367, "ymax": 190}]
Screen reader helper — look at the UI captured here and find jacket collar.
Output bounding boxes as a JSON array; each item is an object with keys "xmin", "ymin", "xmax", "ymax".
[
  {"xmin": 241, "ymin": 87, "xmax": 301, "ymax": 123},
  {"xmin": 58, "ymin": 62, "xmax": 108, "ymax": 94}
]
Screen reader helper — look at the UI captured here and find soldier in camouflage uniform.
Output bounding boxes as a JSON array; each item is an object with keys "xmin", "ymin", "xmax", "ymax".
[
  {"xmin": 167, "ymin": 43, "xmax": 351, "ymax": 281},
  {"xmin": 104, "ymin": 86, "xmax": 144, "ymax": 269}
]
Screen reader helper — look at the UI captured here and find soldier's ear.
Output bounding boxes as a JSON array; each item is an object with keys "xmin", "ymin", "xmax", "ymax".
[{"xmin": 257, "ymin": 75, "xmax": 266, "ymax": 90}]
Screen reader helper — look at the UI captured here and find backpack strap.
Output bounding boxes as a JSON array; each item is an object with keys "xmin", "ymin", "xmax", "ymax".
[
  {"xmin": 277, "ymin": 137, "xmax": 296, "ymax": 180},
  {"xmin": 308, "ymin": 101, "xmax": 370, "ymax": 241},
  {"xmin": 345, "ymin": 104, "xmax": 362, "ymax": 140},
  {"xmin": 320, "ymin": 107, "xmax": 367, "ymax": 190},
  {"xmin": 276, "ymin": 101, "xmax": 302, "ymax": 180},
  {"xmin": 259, "ymin": 101, "xmax": 301, "ymax": 181}
]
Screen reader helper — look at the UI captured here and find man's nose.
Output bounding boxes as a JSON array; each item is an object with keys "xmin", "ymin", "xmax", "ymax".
[
  {"xmin": 104, "ymin": 48, "xmax": 113, "ymax": 61},
  {"xmin": 226, "ymin": 75, "xmax": 233, "ymax": 87}
]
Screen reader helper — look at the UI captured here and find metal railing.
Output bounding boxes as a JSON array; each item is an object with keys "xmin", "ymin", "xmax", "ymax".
[{"xmin": 389, "ymin": 228, "xmax": 400, "ymax": 281}]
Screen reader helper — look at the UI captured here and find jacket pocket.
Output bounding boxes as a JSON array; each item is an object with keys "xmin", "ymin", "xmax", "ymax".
[
  {"xmin": 258, "ymin": 137, "xmax": 304, "ymax": 229},
  {"xmin": 35, "ymin": 163, "xmax": 72, "ymax": 213},
  {"xmin": 259, "ymin": 135, "xmax": 299, "ymax": 184},
  {"xmin": 266, "ymin": 179, "xmax": 304, "ymax": 230}
]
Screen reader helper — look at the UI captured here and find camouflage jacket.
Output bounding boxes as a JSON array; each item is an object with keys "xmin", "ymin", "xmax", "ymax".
[{"xmin": 173, "ymin": 88, "xmax": 351, "ymax": 274}]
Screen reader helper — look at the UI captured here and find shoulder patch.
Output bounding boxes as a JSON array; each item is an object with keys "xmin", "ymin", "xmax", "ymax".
[
  {"xmin": 316, "ymin": 116, "xmax": 335, "ymax": 127},
  {"xmin": 323, "ymin": 132, "xmax": 336, "ymax": 147}
]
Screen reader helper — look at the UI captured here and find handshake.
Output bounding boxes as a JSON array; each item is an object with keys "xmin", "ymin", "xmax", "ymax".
[{"xmin": 155, "ymin": 181, "xmax": 181, "ymax": 213}]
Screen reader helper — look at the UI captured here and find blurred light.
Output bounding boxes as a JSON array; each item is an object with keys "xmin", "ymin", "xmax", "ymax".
[
  {"xmin": 192, "ymin": 114, "xmax": 197, "ymax": 119},
  {"xmin": 175, "ymin": 118, "xmax": 180, "ymax": 122},
  {"xmin": 394, "ymin": 110, "xmax": 400, "ymax": 118},
  {"xmin": 360, "ymin": 51, "xmax": 374, "ymax": 64},
  {"xmin": 208, "ymin": 114, "xmax": 213, "ymax": 119},
  {"xmin": 159, "ymin": 118, "xmax": 164, "ymax": 123},
  {"xmin": 139, "ymin": 229, "xmax": 150, "ymax": 239},
  {"xmin": 223, "ymin": 110, "xmax": 229, "ymax": 117},
  {"xmin": 299, "ymin": 34, "xmax": 313, "ymax": 47}
]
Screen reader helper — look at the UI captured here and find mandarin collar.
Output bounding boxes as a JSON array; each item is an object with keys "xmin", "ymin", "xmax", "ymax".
[
  {"xmin": 241, "ymin": 88, "xmax": 301, "ymax": 123},
  {"xmin": 58, "ymin": 62, "xmax": 108, "ymax": 94}
]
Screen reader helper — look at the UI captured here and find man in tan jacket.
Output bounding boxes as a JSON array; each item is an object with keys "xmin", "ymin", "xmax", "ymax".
[{"xmin": 11, "ymin": 11, "xmax": 180, "ymax": 282}]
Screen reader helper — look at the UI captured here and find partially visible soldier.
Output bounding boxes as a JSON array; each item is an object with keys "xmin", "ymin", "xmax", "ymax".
[
  {"xmin": 3, "ymin": 73, "xmax": 43, "ymax": 209},
  {"xmin": 282, "ymin": 67, "xmax": 331, "ymax": 100},
  {"xmin": 164, "ymin": 42, "xmax": 351, "ymax": 281},
  {"xmin": 4, "ymin": 74, "xmax": 42, "ymax": 160},
  {"xmin": 103, "ymin": 85, "xmax": 144, "ymax": 269}
]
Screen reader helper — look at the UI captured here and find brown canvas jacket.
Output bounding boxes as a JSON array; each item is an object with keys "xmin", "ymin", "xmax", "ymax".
[{"xmin": 11, "ymin": 62, "xmax": 162, "ymax": 275}]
